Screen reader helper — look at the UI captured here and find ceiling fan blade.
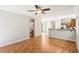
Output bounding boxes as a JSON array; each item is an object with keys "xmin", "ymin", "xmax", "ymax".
[
  {"xmin": 35, "ymin": 5, "xmax": 40, "ymax": 9},
  {"xmin": 28, "ymin": 10, "xmax": 36, "ymax": 12},
  {"xmin": 42, "ymin": 12, "xmax": 46, "ymax": 14},
  {"xmin": 42, "ymin": 8, "xmax": 50, "ymax": 11}
]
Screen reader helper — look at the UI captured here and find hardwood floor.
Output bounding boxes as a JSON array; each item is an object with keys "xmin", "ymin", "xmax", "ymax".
[{"xmin": 0, "ymin": 35, "xmax": 78, "ymax": 53}]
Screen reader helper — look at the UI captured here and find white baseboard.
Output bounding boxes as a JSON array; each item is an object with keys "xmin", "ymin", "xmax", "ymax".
[{"xmin": 0, "ymin": 37, "xmax": 29, "ymax": 47}]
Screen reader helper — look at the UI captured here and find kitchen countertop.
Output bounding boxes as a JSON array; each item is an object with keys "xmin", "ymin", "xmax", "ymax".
[{"xmin": 49, "ymin": 29, "xmax": 76, "ymax": 31}]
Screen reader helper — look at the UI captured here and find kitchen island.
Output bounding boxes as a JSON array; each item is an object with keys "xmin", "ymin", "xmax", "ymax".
[{"xmin": 49, "ymin": 29, "xmax": 76, "ymax": 41}]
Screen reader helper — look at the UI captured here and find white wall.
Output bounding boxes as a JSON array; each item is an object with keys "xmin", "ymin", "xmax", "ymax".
[
  {"xmin": 42, "ymin": 21, "xmax": 47, "ymax": 34},
  {"xmin": 74, "ymin": 6, "xmax": 79, "ymax": 51},
  {"xmin": 0, "ymin": 9, "xmax": 30, "ymax": 47},
  {"xmin": 35, "ymin": 16, "xmax": 42, "ymax": 36},
  {"xmin": 76, "ymin": 17, "xmax": 79, "ymax": 51},
  {"xmin": 42, "ymin": 21, "xmax": 52, "ymax": 34}
]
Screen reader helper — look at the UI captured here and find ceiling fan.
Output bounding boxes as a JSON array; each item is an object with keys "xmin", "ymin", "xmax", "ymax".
[{"xmin": 28, "ymin": 5, "xmax": 50, "ymax": 15}]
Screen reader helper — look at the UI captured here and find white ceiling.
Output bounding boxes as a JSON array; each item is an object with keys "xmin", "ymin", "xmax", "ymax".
[{"xmin": 0, "ymin": 5, "xmax": 78, "ymax": 18}]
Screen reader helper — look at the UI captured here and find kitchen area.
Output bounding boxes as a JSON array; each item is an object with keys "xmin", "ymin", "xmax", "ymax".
[{"xmin": 48, "ymin": 18, "xmax": 76, "ymax": 41}]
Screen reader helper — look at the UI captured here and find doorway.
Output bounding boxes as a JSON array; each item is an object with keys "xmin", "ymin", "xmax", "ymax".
[{"xmin": 29, "ymin": 19, "xmax": 35, "ymax": 38}]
